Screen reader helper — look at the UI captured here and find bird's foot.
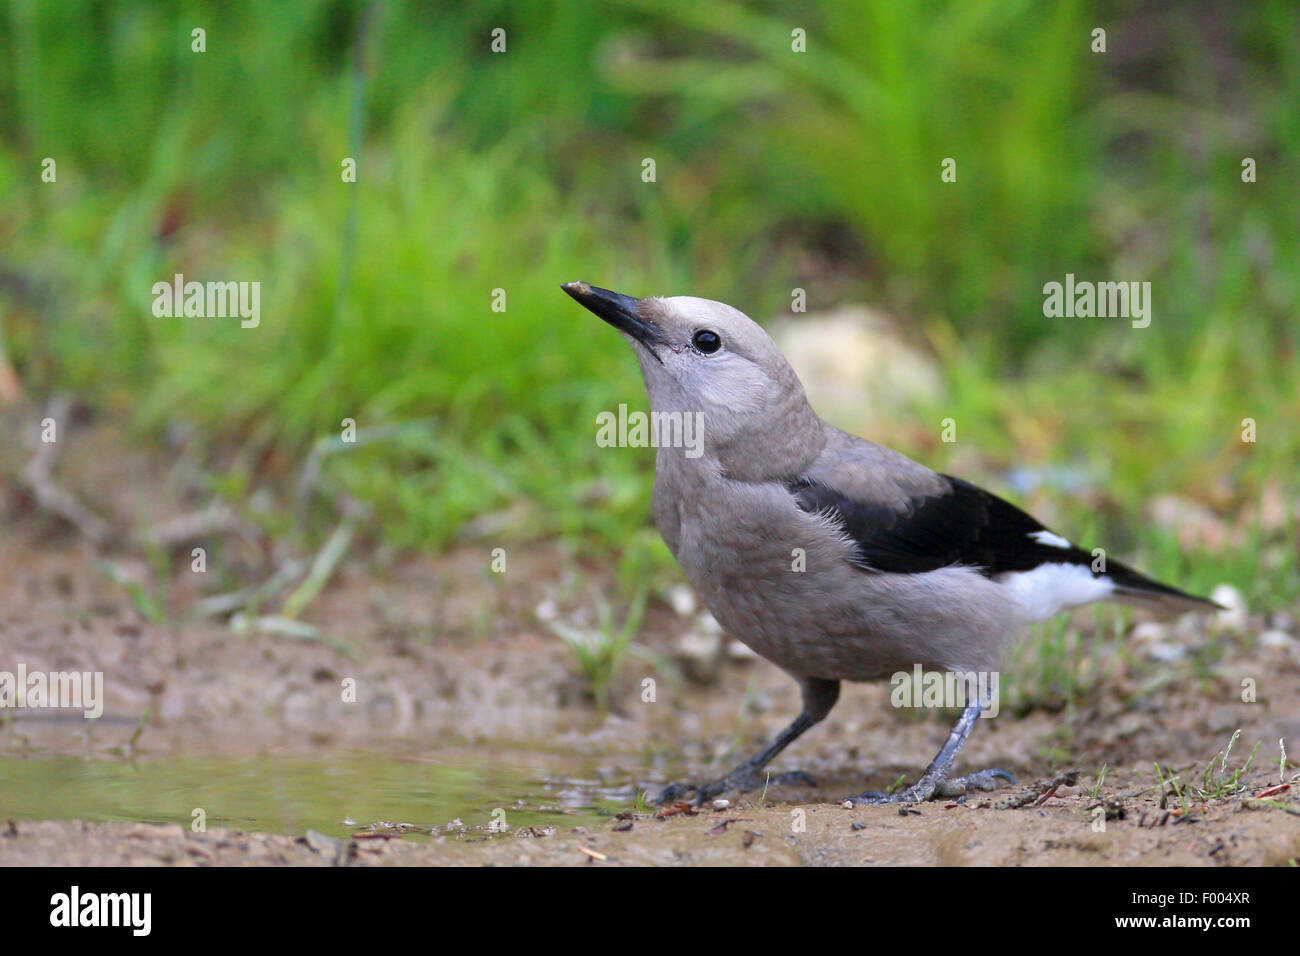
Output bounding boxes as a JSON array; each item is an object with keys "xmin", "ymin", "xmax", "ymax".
[
  {"xmin": 655, "ymin": 768, "xmax": 817, "ymax": 806},
  {"xmin": 847, "ymin": 768, "xmax": 1015, "ymax": 805}
]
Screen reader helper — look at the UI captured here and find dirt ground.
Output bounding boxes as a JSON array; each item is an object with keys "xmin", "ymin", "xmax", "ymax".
[
  {"xmin": 2, "ymin": 410, "xmax": 1299, "ymax": 866},
  {"xmin": 7, "ymin": 790, "xmax": 1300, "ymax": 867}
]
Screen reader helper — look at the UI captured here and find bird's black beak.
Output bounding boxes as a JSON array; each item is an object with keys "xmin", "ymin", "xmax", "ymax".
[{"xmin": 561, "ymin": 282, "xmax": 666, "ymax": 353}]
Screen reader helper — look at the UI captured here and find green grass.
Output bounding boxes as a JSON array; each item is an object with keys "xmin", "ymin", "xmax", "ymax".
[
  {"xmin": 1155, "ymin": 730, "xmax": 1262, "ymax": 810},
  {"xmin": 1090, "ymin": 763, "xmax": 1108, "ymax": 801},
  {"xmin": 1194, "ymin": 730, "xmax": 1260, "ymax": 801},
  {"xmin": 1, "ymin": 0, "xmax": 1297, "ymax": 616},
  {"xmin": 545, "ymin": 584, "xmax": 648, "ymax": 709}
]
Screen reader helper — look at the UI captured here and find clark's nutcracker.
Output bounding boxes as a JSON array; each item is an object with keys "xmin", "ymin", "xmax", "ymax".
[{"xmin": 562, "ymin": 282, "xmax": 1219, "ymax": 805}]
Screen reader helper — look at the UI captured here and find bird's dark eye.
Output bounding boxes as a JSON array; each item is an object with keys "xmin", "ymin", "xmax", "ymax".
[{"xmin": 692, "ymin": 329, "xmax": 721, "ymax": 354}]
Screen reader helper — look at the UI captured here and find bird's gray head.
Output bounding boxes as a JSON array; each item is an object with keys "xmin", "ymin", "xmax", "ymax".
[{"xmin": 562, "ymin": 282, "xmax": 825, "ymax": 480}]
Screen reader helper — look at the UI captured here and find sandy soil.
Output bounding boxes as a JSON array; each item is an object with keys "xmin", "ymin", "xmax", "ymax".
[{"xmin": 1, "ymin": 410, "xmax": 1298, "ymax": 866}]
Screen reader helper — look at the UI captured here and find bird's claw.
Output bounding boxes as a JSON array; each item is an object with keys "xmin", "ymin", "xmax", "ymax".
[
  {"xmin": 654, "ymin": 780, "xmax": 699, "ymax": 805},
  {"xmin": 655, "ymin": 769, "xmax": 817, "ymax": 806},
  {"xmin": 847, "ymin": 768, "xmax": 1015, "ymax": 805}
]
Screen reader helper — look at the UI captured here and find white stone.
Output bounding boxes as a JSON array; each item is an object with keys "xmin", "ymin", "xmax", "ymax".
[
  {"xmin": 1259, "ymin": 629, "xmax": 1296, "ymax": 649},
  {"xmin": 1211, "ymin": 584, "xmax": 1248, "ymax": 632},
  {"xmin": 668, "ymin": 585, "xmax": 696, "ymax": 617},
  {"xmin": 726, "ymin": 639, "xmax": 759, "ymax": 661},
  {"xmin": 1131, "ymin": 621, "xmax": 1169, "ymax": 644}
]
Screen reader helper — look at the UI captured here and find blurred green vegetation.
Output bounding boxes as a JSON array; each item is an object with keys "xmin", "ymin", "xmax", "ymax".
[{"xmin": 1, "ymin": 0, "xmax": 1297, "ymax": 603}]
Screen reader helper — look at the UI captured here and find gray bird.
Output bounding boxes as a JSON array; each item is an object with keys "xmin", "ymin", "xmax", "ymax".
[{"xmin": 562, "ymin": 281, "xmax": 1219, "ymax": 805}]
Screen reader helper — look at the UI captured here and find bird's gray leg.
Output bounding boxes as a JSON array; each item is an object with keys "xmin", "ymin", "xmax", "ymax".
[
  {"xmin": 656, "ymin": 677, "xmax": 840, "ymax": 806},
  {"xmin": 849, "ymin": 699, "xmax": 1015, "ymax": 804}
]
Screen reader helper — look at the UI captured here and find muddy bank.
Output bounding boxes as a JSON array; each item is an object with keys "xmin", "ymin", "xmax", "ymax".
[
  {"xmin": 2, "ymin": 417, "xmax": 1299, "ymax": 865},
  {"xmin": 6, "ymin": 773, "xmax": 1300, "ymax": 866}
]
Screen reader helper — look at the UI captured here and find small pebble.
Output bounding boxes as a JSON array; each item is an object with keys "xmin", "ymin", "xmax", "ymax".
[
  {"xmin": 1130, "ymin": 621, "xmax": 1169, "ymax": 644},
  {"xmin": 711, "ymin": 798, "xmax": 730, "ymax": 811},
  {"xmin": 1144, "ymin": 642, "xmax": 1186, "ymax": 663},
  {"xmin": 1211, "ymin": 584, "xmax": 1248, "ymax": 633},
  {"xmin": 1260, "ymin": 629, "xmax": 1296, "ymax": 649},
  {"xmin": 677, "ymin": 628, "xmax": 724, "ymax": 683},
  {"xmin": 726, "ymin": 639, "xmax": 759, "ymax": 661},
  {"xmin": 668, "ymin": 585, "xmax": 696, "ymax": 617},
  {"xmin": 696, "ymin": 611, "xmax": 723, "ymax": 633}
]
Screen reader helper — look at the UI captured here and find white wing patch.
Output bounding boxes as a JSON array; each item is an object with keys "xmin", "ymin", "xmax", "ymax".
[
  {"xmin": 1030, "ymin": 530, "xmax": 1073, "ymax": 549},
  {"xmin": 998, "ymin": 563, "xmax": 1114, "ymax": 621}
]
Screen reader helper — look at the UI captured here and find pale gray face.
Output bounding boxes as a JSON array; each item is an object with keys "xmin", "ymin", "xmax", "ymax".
[
  {"xmin": 562, "ymin": 282, "xmax": 823, "ymax": 477},
  {"xmin": 561, "ymin": 282, "xmax": 795, "ymax": 417}
]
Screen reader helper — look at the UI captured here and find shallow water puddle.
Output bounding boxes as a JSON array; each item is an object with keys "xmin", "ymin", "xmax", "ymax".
[{"xmin": 0, "ymin": 752, "xmax": 631, "ymax": 838}]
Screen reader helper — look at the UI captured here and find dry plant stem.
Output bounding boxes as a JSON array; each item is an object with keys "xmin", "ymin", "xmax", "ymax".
[
  {"xmin": 23, "ymin": 394, "xmax": 111, "ymax": 545},
  {"xmin": 133, "ymin": 500, "xmax": 262, "ymax": 550}
]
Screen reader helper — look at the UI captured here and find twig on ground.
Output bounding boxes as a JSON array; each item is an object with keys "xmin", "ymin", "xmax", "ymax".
[
  {"xmin": 282, "ymin": 507, "xmax": 360, "ymax": 618},
  {"xmin": 996, "ymin": 770, "xmax": 1079, "ymax": 810},
  {"xmin": 229, "ymin": 612, "xmax": 360, "ymax": 658},
  {"xmin": 192, "ymin": 559, "xmax": 307, "ymax": 617},
  {"xmin": 1240, "ymin": 796, "xmax": 1300, "ymax": 817},
  {"xmin": 133, "ymin": 500, "xmax": 261, "ymax": 550},
  {"xmin": 23, "ymin": 395, "xmax": 111, "ymax": 545}
]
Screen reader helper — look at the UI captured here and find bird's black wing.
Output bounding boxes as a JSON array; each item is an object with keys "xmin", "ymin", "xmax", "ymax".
[
  {"xmin": 788, "ymin": 474, "xmax": 1205, "ymax": 606},
  {"xmin": 789, "ymin": 473, "xmax": 1088, "ymax": 575}
]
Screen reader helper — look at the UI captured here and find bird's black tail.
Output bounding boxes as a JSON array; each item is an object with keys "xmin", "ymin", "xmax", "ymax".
[{"xmin": 1107, "ymin": 562, "xmax": 1223, "ymax": 618}]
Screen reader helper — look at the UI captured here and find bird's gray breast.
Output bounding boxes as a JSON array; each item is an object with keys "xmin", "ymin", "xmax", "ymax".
[{"xmin": 654, "ymin": 460, "xmax": 879, "ymax": 677}]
